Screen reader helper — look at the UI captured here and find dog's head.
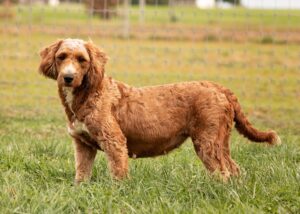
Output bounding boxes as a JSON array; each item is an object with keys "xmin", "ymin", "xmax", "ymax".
[{"xmin": 39, "ymin": 39, "xmax": 108, "ymax": 89}]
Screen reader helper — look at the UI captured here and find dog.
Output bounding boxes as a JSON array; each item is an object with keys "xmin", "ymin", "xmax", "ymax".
[{"xmin": 38, "ymin": 39, "xmax": 281, "ymax": 183}]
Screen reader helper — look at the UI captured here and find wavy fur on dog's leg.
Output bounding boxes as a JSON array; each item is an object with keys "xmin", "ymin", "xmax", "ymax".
[
  {"xmin": 74, "ymin": 139, "xmax": 97, "ymax": 184},
  {"xmin": 191, "ymin": 90, "xmax": 240, "ymax": 181},
  {"xmin": 85, "ymin": 115, "xmax": 129, "ymax": 180}
]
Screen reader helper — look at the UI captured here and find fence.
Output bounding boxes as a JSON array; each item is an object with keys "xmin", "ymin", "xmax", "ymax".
[{"xmin": 0, "ymin": 0, "xmax": 299, "ymax": 132}]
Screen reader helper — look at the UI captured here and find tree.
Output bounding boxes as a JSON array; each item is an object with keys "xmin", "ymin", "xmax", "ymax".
[
  {"xmin": 217, "ymin": 0, "xmax": 240, "ymax": 5},
  {"xmin": 131, "ymin": 0, "xmax": 168, "ymax": 5},
  {"xmin": 85, "ymin": 0, "xmax": 119, "ymax": 19},
  {"xmin": 0, "ymin": 0, "xmax": 15, "ymax": 19}
]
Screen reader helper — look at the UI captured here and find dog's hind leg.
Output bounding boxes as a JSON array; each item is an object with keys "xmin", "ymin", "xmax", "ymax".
[
  {"xmin": 191, "ymin": 92, "xmax": 240, "ymax": 181},
  {"xmin": 192, "ymin": 129, "xmax": 231, "ymax": 181},
  {"xmin": 222, "ymin": 132, "xmax": 240, "ymax": 177}
]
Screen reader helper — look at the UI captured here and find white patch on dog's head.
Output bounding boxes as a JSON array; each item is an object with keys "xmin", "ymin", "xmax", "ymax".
[
  {"xmin": 63, "ymin": 38, "xmax": 86, "ymax": 50},
  {"xmin": 62, "ymin": 64, "xmax": 76, "ymax": 75}
]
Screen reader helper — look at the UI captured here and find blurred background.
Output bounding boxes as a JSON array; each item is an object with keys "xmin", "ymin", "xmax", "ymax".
[{"xmin": 0, "ymin": 0, "xmax": 299, "ymax": 132}]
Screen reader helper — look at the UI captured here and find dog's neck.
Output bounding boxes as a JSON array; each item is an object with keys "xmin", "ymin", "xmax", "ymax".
[
  {"xmin": 59, "ymin": 76, "xmax": 103, "ymax": 122},
  {"xmin": 62, "ymin": 87, "xmax": 74, "ymax": 113}
]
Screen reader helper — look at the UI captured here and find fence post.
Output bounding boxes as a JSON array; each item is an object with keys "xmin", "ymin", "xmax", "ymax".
[
  {"xmin": 168, "ymin": 0, "xmax": 175, "ymax": 22},
  {"xmin": 123, "ymin": 0, "xmax": 130, "ymax": 38},
  {"xmin": 139, "ymin": 0, "xmax": 145, "ymax": 24}
]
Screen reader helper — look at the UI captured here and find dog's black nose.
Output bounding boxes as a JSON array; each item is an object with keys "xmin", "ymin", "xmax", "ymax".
[{"xmin": 64, "ymin": 74, "xmax": 74, "ymax": 83}]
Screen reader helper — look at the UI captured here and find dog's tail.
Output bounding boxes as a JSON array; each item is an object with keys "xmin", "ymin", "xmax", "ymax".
[{"xmin": 212, "ymin": 83, "xmax": 281, "ymax": 145}]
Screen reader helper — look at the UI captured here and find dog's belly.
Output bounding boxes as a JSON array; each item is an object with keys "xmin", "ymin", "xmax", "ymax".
[{"xmin": 126, "ymin": 134, "xmax": 189, "ymax": 158}]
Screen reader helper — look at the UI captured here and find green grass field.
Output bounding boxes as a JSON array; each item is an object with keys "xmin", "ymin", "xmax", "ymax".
[
  {"xmin": 2, "ymin": 3, "xmax": 300, "ymax": 28},
  {"xmin": 0, "ymin": 3, "xmax": 299, "ymax": 213}
]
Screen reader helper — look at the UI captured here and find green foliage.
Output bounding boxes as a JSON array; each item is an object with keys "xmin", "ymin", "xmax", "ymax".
[
  {"xmin": 260, "ymin": 35, "xmax": 274, "ymax": 44},
  {"xmin": 0, "ymin": 0, "xmax": 18, "ymax": 4}
]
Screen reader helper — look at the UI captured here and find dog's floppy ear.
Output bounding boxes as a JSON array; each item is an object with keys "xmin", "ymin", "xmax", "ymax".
[
  {"xmin": 84, "ymin": 41, "xmax": 108, "ymax": 88},
  {"xmin": 39, "ymin": 40, "xmax": 63, "ymax": 80}
]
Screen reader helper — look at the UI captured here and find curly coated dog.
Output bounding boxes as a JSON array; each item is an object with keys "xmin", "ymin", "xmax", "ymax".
[{"xmin": 39, "ymin": 39, "xmax": 281, "ymax": 183}]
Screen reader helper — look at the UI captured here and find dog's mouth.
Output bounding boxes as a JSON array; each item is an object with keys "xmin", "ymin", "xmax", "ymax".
[{"xmin": 64, "ymin": 82, "xmax": 73, "ymax": 87}]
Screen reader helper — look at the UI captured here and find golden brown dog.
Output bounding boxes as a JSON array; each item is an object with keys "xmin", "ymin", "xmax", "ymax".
[{"xmin": 39, "ymin": 39, "xmax": 281, "ymax": 183}]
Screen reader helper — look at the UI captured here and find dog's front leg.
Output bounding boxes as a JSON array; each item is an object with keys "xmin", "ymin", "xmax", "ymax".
[
  {"xmin": 73, "ymin": 138, "xmax": 97, "ymax": 184},
  {"xmin": 101, "ymin": 135, "xmax": 129, "ymax": 180},
  {"xmin": 86, "ymin": 116, "xmax": 129, "ymax": 180}
]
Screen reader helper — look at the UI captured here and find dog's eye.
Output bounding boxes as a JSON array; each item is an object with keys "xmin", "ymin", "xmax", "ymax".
[
  {"xmin": 77, "ymin": 56, "xmax": 86, "ymax": 63},
  {"xmin": 57, "ymin": 54, "xmax": 66, "ymax": 61}
]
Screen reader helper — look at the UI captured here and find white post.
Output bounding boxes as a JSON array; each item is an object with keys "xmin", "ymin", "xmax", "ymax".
[
  {"xmin": 139, "ymin": 0, "xmax": 145, "ymax": 24},
  {"xmin": 168, "ymin": 0, "xmax": 175, "ymax": 22},
  {"xmin": 123, "ymin": 0, "xmax": 130, "ymax": 38}
]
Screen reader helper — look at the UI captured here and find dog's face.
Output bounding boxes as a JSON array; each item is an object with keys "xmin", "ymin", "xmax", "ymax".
[
  {"xmin": 55, "ymin": 39, "xmax": 90, "ymax": 88},
  {"xmin": 39, "ymin": 39, "xmax": 108, "ymax": 88}
]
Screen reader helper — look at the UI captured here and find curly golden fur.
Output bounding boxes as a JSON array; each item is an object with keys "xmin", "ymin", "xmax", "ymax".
[{"xmin": 39, "ymin": 39, "xmax": 281, "ymax": 183}]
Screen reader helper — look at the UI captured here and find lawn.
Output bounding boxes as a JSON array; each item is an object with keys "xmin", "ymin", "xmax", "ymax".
[
  {"xmin": 2, "ymin": 3, "xmax": 300, "ymax": 28},
  {"xmin": 0, "ymin": 3, "xmax": 299, "ymax": 213},
  {"xmin": 1, "ymin": 3, "xmax": 300, "ymax": 43}
]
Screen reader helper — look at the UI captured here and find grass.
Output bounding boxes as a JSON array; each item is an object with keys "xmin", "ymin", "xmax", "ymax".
[
  {"xmin": 1, "ymin": 4, "xmax": 300, "ymax": 43},
  {"xmin": 0, "ymin": 115, "xmax": 299, "ymax": 213},
  {"xmin": 2, "ymin": 3, "xmax": 300, "ymax": 28},
  {"xmin": 0, "ymin": 3, "xmax": 299, "ymax": 213}
]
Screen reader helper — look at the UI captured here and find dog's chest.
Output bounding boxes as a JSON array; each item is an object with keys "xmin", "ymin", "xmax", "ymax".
[
  {"xmin": 63, "ymin": 87, "xmax": 74, "ymax": 110},
  {"xmin": 68, "ymin": 120, "xmax": 89, "ymax": 136},
  {"xmin": 63, "ymin": 87, "xmax": 89, "ymax": 135}
]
